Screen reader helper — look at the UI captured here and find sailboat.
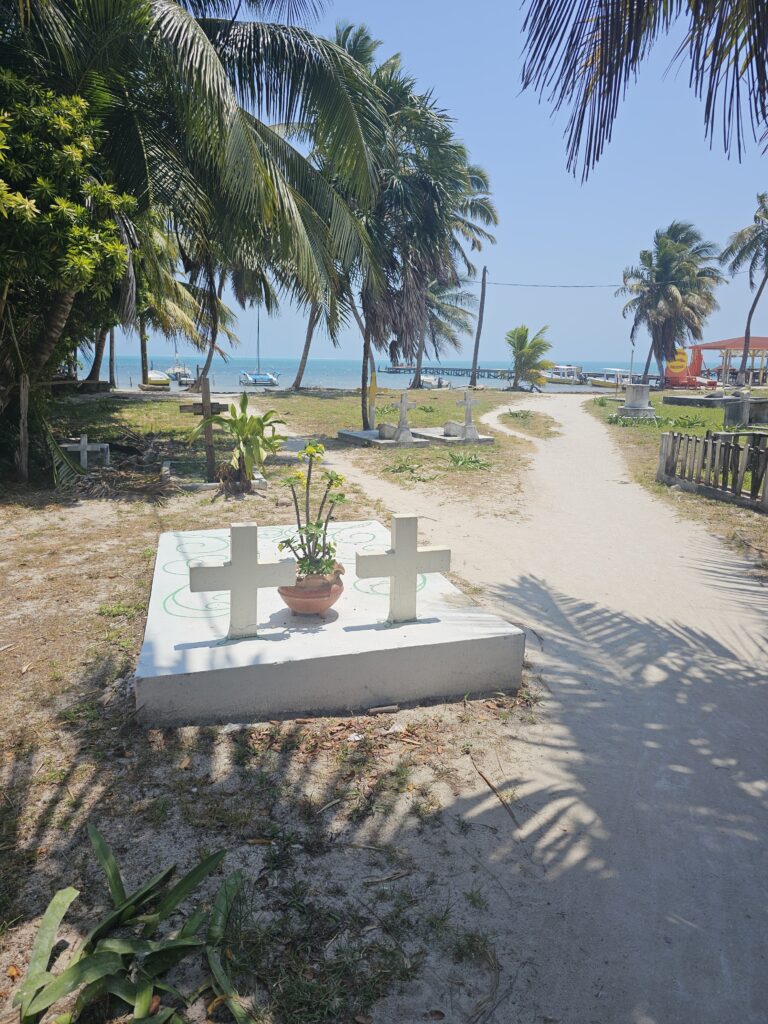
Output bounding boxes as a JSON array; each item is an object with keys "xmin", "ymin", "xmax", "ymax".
[
  {"xmin": 239, "ymin": 309, "xmax": 280, "ymax": 387},
  {"xmin": 165, "ymin": 348, "xmax": 193, "ymax": 385}
]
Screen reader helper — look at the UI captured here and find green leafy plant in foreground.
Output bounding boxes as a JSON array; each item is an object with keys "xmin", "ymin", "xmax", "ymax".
[
  {"xmin": 15, "ymin": 824, "xmax": 227, "ymax": 1024},
  {"xmin": 190, "ymin": 394, "xmax": 286, "ymax": 491},
  {"xmin": 445, "ymin": 450, "xmax": 491, "ymax": 470},
  {"xmin": 278, "ymin": 441, "xmax": 346, "ymax": 578}
]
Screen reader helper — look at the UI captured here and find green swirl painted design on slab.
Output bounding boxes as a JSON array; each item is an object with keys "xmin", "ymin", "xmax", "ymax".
[
  {"xmin": 353, "ymin": 575, "xmax": 427, "ymax": 597},
  {"xmin": 163, "ymin": 585, "xmax": 229, "ymax": 619}
]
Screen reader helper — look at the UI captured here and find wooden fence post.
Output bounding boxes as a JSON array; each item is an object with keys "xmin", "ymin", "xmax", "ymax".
[
  {"xmin": 657, "ymin": 433, "xmax": 670, "ymax": 482},
  {"xmin": 18, "ymin": 373, "xmax": 29, "ymax": 483}
]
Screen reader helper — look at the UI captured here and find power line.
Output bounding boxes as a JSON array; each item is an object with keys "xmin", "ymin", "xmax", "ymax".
[{"xmin": 463, "ymin": 269, "xmax": 748, "ymax": 290}]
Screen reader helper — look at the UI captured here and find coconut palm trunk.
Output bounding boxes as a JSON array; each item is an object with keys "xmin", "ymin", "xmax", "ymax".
[
  {"xmin": 411, "ymin": 334, "xmax": 426, "ymax": 388},
  {"xmin": 192, "ymin": 275, "xmax": 225, "ymax": 392},
  {"xmin": 108, "ymin": 327, "xmax": 116, "ymax": 387},
  {"xmin": 36, "ymin": 289, "xmax": 77, "ymax": 374},
  {"xmin": 641, "ymin": 341, "xmax": 654, "ymax": 384},
  {"xmin": 139, "ymin": 314, "xmax": 149, "ymax": 385},
  {"xmin": 361, "ymin": 326, "xmax": 372, "ymax": 430},
  {"xmin": 85, "ymin": 328, "xmax": 108, "ymax": 382},
  {"xmin": 737, "ymin": 269, "xmax": 768, "ymax": 385},
  {"xmin": 292, "ymin": 303, "xmax": 320, "ymax": 390}
]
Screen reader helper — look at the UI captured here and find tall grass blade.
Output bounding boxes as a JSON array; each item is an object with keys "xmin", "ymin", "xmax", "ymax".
[{"xmin": 87, "ymin": 823, "xmax": 127, "ymax": 907}]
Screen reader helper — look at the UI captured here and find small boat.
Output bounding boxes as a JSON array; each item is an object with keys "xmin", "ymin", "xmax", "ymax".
[
  {"xmin": 239, "ymin": 369, "xmax": 280, "ymax": 387},
  {"xmin": 542, "ymin": 364, "xmax": 584, "ymax": 384},
  {"xmin": 587, "ymin": 368, "xmax": 631, "ymax": 389},
  {"xmin": 139, "ymin": 369, "xmax": 171, "ymax": 391},
  {"xmin": 417, "ymin": 375, "xmax": 451, "ymax": 389},
  {"xmin": 165, "ymin": 350, "xmax": 193, "ymax": 383},
  {"xmin": 240, "ymin": 308, "xmax": 279, "ymax": 387}
]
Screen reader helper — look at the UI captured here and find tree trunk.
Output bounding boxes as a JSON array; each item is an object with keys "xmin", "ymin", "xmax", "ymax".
[
  {"xmin": 361, "ymin": 327, "xmax": 372, "ymax": 430},
  {"xmin": 85, "ymin": 327, "xmax": 108, "ymax": 382},
  {"xmin": 411, "ymin": 334, "xmax": 426, "ymax": 389},
  {"xmin": 108, "ymin": 327, "xmax": 116, "ymax": 387},
  {"xmin": 192, "ymin": 274, "xmax": 225, "ymax": 392},
  {"xmin": 139, "ymin": 314, "xmax": 149, "ymax": 385},
  {"xmin": 737, "ymin": 269, "xmax": 768, "ymax": 386},
  {"xmin": 17, "ymin": 372, "xmax": 29, "ymax": 483},
  {"xmin": 469, "ymin": 265, "xmax": 487, "ymax": 388},
  {"xmin": 292, "ymin": 303, "xmax": 320, "ymax": 390},
  {"xmin": 641, "ymin": 340, "xmax": 654, "ymax": 384},
  {"xmin": 36, "ymin": 289, "xmax": 76, "ymax": 374},
  {"xmin": 656, "ymin": 355, "xmax": 666, "ymax": 389}
]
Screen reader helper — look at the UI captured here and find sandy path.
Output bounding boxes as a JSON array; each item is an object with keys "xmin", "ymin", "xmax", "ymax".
[{"xmin": 320, "ymin": 393, "xmax": 768, "ymax": 1024}]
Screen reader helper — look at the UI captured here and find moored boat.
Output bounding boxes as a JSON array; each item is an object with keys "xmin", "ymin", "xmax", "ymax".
[{"xmin": 542, "ymin": 364, "xmax": 584, "ymax": 384}]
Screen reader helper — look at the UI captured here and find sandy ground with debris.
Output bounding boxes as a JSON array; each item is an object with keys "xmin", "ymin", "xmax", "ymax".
[{"xmin": 317, "ymin": 391, "xmax": 768, "ymax": 1024}]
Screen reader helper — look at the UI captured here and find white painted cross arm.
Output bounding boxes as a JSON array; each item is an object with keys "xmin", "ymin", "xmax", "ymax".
[
  {"xmin": 355, "ymin": 515, "xmax": 450, "ymax": 623},
  {"xmin": 189, "ymin": 523, "xmax": 296, "ymax": 639}
]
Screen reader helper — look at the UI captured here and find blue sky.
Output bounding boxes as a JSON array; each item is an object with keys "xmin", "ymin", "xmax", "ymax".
[{"xmin": 134, "ymin": 0, "xmax": 767, "ymax": 364}]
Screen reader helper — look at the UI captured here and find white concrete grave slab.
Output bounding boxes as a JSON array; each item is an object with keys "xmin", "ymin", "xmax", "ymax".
[
  {"xmin": 411, "ymin": 390, "xmax": 495, "ymax": 445},
  {"xmin": 336, "ymin": 429, "xmax": 428, "ymax": 449},
  {"xmin": 136, "ymin": 520, "xmax": 524, "ymax": 725}
]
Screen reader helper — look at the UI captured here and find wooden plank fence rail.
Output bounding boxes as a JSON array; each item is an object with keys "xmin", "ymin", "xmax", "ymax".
[{"xmin": 657, "ymin": 431, "xmax": 768, "ymax": 512}]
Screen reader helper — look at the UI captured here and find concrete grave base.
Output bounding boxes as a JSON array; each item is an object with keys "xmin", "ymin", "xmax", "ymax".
[
  {"xmin": 135, "ymin": 520, "xmax": 524, "ymax": 725},
  {"xmin": 410, "ymin": 427, "xmax": 495, "ymax": 445},
  {"xmin": 336, "ymin": 429, "xmax": 429, "ymax": 448}
]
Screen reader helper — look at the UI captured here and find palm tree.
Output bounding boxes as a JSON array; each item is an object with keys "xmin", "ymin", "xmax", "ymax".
[
  {"xmin": 412, "ymin": 282, "xmax": 477, "ymax": 385},
  {"xmin": 522, "ymin": 1, "xmax": 768, "ymax": 177},
  {"xmin": 720, "ymin": 193, "xmax": 768, "ymax": 385},
  {"xmin": 617, "ymin": 222, "xmax": 723, "ymax": 384},
  {"xmin": 505, "ymin": 325, "xmax": 553, "ymax": 390},
  {"xmin": 1, "ymin": 0, "xmax": 383, "ymax": 376}
]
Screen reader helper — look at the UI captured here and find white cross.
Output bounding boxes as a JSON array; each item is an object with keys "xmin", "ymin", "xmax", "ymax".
[
  {"xmin": 355, "ymin": 515, "xmax": 451, "ymax": 622},
  {"xmin": 394, "ymin": 393, "xmax": 417, "ymax": 441},
  {"xmin": 457, "ymin": 391, "xmax": 480, "ymax": 439},
  {"xmin": 189, "ymin": 523, "xmax": 296, "ymax": 639}
]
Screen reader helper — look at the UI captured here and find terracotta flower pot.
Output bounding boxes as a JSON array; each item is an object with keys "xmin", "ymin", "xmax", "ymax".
[{"xmin": 278, "ymin": 564, "xmax": 345, "ymax": 616}]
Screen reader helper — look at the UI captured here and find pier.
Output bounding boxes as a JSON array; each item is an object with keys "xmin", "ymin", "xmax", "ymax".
[{"xmin": 381, "ymin": 365, "xmax": 511, "ymax": 380}]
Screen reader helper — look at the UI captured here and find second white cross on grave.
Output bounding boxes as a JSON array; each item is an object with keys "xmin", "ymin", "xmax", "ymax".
[
  {"xmin": 189, "ymin": 523, "xmax": 296, "ymax": 639},
  {"xmin": 355, "ymin": 515, "xmax": 451, "ymax": 622}
]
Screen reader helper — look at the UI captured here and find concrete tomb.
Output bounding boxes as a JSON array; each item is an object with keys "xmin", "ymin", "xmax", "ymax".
[
  {"xmin": 355, "ymin": 514, "xmax": 451, "ymax": 622},
  {"xmin": 189, "ymin": 522, "xmax": 295, "ymax": 639},
  {"xmin": 412, "ymin": 391, "xmax": 494, "ymax": 445},
  {"xmin": 135, "ymin": 518, "xmax": 524, "ymax": 725}
]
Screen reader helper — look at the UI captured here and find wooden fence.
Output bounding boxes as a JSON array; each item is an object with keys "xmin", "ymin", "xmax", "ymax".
[{"xmin": 657, "ymin": 430, "xmax": 768, "ymax": 512}]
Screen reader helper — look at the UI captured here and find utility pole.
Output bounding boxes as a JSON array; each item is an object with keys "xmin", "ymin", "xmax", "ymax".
[{"xmin": 469, "ymin": 265, "xmax": 487, "ymax": 388}]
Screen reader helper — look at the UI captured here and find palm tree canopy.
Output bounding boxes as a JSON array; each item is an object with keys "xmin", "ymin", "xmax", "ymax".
[
  {"xmin": 506, "ymin": 324, "xmax": 553, "ymax": 385},
  {"xmin": 521, "ymin": 0, "xmax": 768, "ymax": 177},
  {"xmin": 617, "ymin": 221, "xmax": 724, "ymax": 364},
  {"xmin": 720, "ymin": 193, "xmax": 768, "ymax": 286}
]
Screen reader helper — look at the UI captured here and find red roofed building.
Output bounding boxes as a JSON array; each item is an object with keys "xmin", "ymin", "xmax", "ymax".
[{"xmin": 667, "ymin": 338, "xmax": 768, "ymax": 385}]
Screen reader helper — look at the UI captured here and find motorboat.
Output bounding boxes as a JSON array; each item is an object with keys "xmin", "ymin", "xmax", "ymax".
[
  {"xmin": 165, "ymin": 350, "xmax": 193, "ymax": 383},
  {"xmin": 139, "ymin": 369, "xmax": 171, "ymax": 391},
  {"xmin": 587, "ymin": 368, "xmax": 632, "ymax": 389},
  {"xmin": 418, "ymin": 375, "xmax": 452, "ymax": 389},
  {"xmin": 542, "ymin": 364, "xmax": 584, "ymax": 384}
]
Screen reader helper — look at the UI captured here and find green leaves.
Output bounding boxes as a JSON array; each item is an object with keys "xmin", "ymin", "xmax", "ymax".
[{"xmin": 87, "ymin": 823, "xmax": 126, "ymax": 906}]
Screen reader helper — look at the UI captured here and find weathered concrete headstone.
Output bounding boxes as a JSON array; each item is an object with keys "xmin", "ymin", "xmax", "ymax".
[
  {"xmin": 394, "ymin": 393, "xmax": 417, "ymax": 442},
  {"xmin": 355, "ymin": 514, "xmax": 451, "ymax": 622},
  {"xmin": 189, "ymin": 522, "xmax": 296, "ymax": 638},
  {"xmin": 455, "ymin": 391, "xmax": 480, "ymax": 439}
]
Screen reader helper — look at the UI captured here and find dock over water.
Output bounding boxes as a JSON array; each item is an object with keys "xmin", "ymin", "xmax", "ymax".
[{"xmin": 381, "ymin": 365, "xmax": 511, "ymax": 380}]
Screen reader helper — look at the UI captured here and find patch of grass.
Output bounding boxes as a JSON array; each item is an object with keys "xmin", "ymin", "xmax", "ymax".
[
  {"xmin": 444, "ymin": 450, "xmax": 491, "ymax": 471},
  {"xmin": 224, "ymin": 878, "xmax": 420, "ymax": 1023},
  {"xmin": 464, "ymin": 888, "xmax": 489, "ymax": 911},
  {"xmin": 502, "ymin": 406, "xmax": 561, "ymax": 438},
  {"xmin": 452, "ymin": 928, "xmax": 499, "ymax": 969},
  {"xmin": 97, "ymin": 600, "xmax": 145, "ymax": 619}
]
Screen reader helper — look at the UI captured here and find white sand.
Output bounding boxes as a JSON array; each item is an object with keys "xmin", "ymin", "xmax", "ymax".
[{"xmin": 323, "ymin": 392, "xmax": 768, "ymax": 1023}]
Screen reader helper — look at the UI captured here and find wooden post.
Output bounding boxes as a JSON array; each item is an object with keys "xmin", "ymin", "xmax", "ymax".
[
  {"xmin": 735, "ymin": 442, "xmax": 750, "ymax": 496},
  {"xmin": 656, "ymin": 433, "xmax": 669, "ymax": 482},
  {"xmin": 201, "ymin": 377, "xmax": 216, "ymax": 483},
  {"xmin": 694, "ymin": 437, "xmax": 706, "ymax": 484},
  {"xmin": 18, "ymin": 373, "xmax": 29, "ymax": 483},
  {"xmin": 469, "ymin": 266, "xmax": 487, "ymax": 389}
]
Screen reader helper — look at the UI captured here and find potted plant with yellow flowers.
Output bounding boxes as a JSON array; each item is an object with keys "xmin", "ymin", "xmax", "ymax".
[{"xmin": 277, "ymin": 441, "xmax": 347, "ymax": 615}]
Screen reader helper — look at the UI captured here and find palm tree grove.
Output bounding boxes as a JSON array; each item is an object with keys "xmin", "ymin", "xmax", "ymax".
[{"xmin": 1, "ymin": 3, "xmax": 767, "ymax": 1024}]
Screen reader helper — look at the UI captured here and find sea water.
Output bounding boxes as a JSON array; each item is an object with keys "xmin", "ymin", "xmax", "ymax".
[{"xmin": 102, "ymin": 353, "xmax": 639, "ymax": 393}]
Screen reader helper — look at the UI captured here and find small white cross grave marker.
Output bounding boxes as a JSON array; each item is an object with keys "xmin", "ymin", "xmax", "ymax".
[
  {"xmin": 394, "ymin": 393, "xmax": 417, "ymax": 442},
  {"xmin": 457, "ymin": 391, "xmax": 480, "ymax": 440},
  {"xmin": 355, "ymin": 515, "xmax": 451, "ymax": 622},
  {"xmin": 189, "ymin": 523, "xmax": 296, "ymax": 639}
]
